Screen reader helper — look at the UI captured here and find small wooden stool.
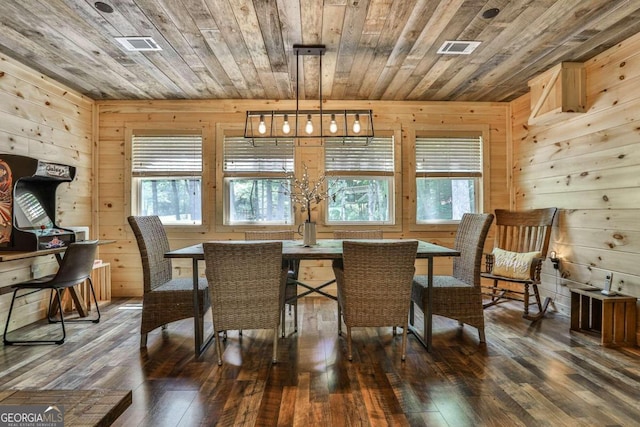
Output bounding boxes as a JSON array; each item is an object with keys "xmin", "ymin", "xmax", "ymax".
[{"xmin": 570, "ymin": 286, "xmax": 637, "ymax": 347}]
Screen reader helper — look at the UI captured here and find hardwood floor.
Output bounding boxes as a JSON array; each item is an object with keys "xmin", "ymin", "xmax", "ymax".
[{"xmin": 1, "ymin": 297, "xmax": 639, "ymax": 426}]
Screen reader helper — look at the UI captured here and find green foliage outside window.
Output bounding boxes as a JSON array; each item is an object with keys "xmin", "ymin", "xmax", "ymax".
[
  {"xmin": 138, "ymin": 178, "xmax": 201, "ymax": 224},
  {"xmin": 226, "ymin": 178, "xmax": 292, "ymax": 223},
  {"xmin": 327, "ymin": 178, "xmax": 390, "ymax": 222},
  {"xmin": 416, "ymin": 178, "xmax": 475, "ymax": 221}
]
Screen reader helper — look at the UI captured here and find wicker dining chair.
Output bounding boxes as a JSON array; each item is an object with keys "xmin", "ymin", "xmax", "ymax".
[
  {"xmin": 3, "ymin": 240, "xmax": 100, "ymax": 345},
  {"xmin": 410, "ymin": 213, "xmax": 494, "ymax": 345},
  {"xmin": 332, "ymin": 230, "xmax": 383, "ymax": 335},
  {"xmin": 332, "ymin": 240, "xmax": 418, "ymax": 361},
  {"xmin": 245, "ymin": 231, "xmax": 298, "ymax": 337},
  {"xmin": 203, "ymin": 241, "xmax": 287, "ymax": 365},
  {"xmin": 128, "ymin": 215, "xmax": 210, "ymax": 348}
]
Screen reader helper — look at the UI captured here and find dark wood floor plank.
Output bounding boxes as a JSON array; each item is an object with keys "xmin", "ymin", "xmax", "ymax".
[
  {"xmin": 254, "ymin": 378, "xmax": 285, "ymax": 426},
  {"xmin": 328, "ymin": 392, "xmax": 367, "ymax": 427},
  {"xmin": 410, "ymin": 411, "xmax": 449, "ymax": 427},
  {"xmin": 355, "ymin": 367, "xmax": 395, "ymax": 425},
  {"xmin": 1, "ymin": 297, "xmax": 640, "ymax": 426},
  {"xmin": 429, "ymin": 391, "xmax": 476, "ymax": 426},
  {"xmin": 141, "ymin": 389, "xmax": 197, "ymax": 426},
  {"xmin": 270, "ymin": 385, "xmax": 293, "ymax": 426},
  {"xmin": 385, "ymin": 371, "xmax": 427, "ymax": 415},
  {"xmin": 292, "ymin": 372, "xmax": 312, "ymax": 425},
  {"xmin": 232, "ymin": 379, "xmax": 267, "ymax": 426}
]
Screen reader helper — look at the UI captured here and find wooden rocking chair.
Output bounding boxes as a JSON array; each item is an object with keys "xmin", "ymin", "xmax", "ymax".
[{"xmin": 481, "ymin": 208, "xmax": 557, "ymax": 321}]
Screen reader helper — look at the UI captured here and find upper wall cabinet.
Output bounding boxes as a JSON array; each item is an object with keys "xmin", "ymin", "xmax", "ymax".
[{"xmin": 528, "ymin": 62, "xmax": 586, "ymax": 125}]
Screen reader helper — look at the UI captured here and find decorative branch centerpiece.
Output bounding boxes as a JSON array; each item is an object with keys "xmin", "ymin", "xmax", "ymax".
[
  {"xmin": 283, "ymin": 162, "xmax": 337, "ymax": 223},
  {"xmin": 282, "ymin": 162, "xmax": 338, "ymax": 246}
]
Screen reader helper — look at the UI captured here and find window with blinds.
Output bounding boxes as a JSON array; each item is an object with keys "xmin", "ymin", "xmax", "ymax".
[
  {"xmin": 222, "ymin": 136, "xmax": 294, "ymax": 225},
  {"xmin": 224, "ymin": 137, "xmax": 294, "ymax": 173},
  {"xmin": 130, "ymin": 132, "xmax": 203, "ymax": 225},
  {"xmin": 324, "ymin": 136, "xmax": 394, "ymax": 224},
  {"xmin": 132, "ymin": 134, "xmax": 202, "ymax": 175},
  {"xmin": 325, "ymin": 137, "xmax": 394, "ymax": 173},
  {"xmin": 415, "ymin": 136, "xmax": 482, "ymax": 177},
  {"xmin": 415, "ymin": 135, "xmax": 483, "ymax": 222}
]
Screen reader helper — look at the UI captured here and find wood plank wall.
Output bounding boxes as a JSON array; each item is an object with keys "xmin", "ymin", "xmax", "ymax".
[
  {"xmin": 7, "ymin": 26, "xmax": 640, "ymax": 339},
  {"xmin": 510, "ymin": 31, "xmax": 640, "ymax": 341},
  {"xmin": 96, "ymin": 99, "xmax": 509, "ymax": 297},
  {"xmin": 0, "ymin": 54, "xmax": 94, "ymax": 331},
  {"xmin": 3, "ymin": 28, "xmax": 640, "ymax": 341}
]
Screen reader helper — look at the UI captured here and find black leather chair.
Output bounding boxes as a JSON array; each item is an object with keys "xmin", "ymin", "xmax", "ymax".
[{"xmin": 3, "ymin": 240, "xmax": 100, "ymax": 345}]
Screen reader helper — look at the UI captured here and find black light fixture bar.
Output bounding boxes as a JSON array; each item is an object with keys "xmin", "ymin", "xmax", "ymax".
[
  {"xmin": 244, "ymin": 44, "xmax": 375, "ymax": 145},
  {"xmin": 244, "ymin": 110, "xmax": 374, "ymax": 143}
]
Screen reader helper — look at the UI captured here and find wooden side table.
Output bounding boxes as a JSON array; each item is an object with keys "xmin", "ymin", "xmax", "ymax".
[{"xmin": 570, "ymin": 286, "xmax": 637, "ymax": 347}]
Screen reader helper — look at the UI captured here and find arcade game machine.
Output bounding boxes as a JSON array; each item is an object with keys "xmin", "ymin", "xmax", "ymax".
[{"xmin": 0, "ymin": 154, "xmax": 76, "ymax": 251}]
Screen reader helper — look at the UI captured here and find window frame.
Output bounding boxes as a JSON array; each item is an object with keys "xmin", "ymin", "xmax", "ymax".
[
  {"xmin": 407, "ymin": 125, "xmax": 491, "ymax": 231},
  {"xmin": 216, "ymin": 125, "xmax": 295, "ymax": 230},
  {"xmin": 222, "ymin": 176, "xmax": 293, "ymax": 226},
  {"xmin": 125, "ymin": 123, "xmax": 210, "ymax": 231},
  {"xmin": 321, "ymin": 129, "xmax": 402, "ymax": 232},
  {"xmin": 324, "ymin": 174, "xmax": 395, "ymax": 225}
]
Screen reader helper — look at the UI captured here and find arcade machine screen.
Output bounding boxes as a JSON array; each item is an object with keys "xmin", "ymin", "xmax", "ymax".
[
  {"xmin": 13, "ymin": 184, "xmax": 74, "ymax": 249},
  {"xmin": 15, "ymin": 191, "xmax": 55, "ymax": 231},
  {"xmin": 0, "ymin": 154, "xmax": 76, "ymax": 251}
]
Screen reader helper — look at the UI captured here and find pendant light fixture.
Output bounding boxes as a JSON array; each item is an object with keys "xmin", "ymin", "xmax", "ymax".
[{"xmin": 245, "ymin": 45, "xmax": 374, "ymax": 145}]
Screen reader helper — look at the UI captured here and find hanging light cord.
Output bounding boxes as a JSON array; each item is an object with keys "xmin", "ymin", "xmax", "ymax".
[
  {"xmin": 319, "ymin": 52, "xmax": 323, "ymax": 137},
  {"xmin": 296, "ymin": 48, "xmax": 300, "ymax": 134}
]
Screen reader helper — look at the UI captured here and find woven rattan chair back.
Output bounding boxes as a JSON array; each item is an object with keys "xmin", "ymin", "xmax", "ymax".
[
  {"xmin": 331, "ymin": 229, "xmax": 384, "ymax": 336},
  {"xmin": 410, "ymin": 213, "xmax": 493, "ymax": 346},
  {"xmin": 128, "ymin": 215, "xmax": 210, "ymax": 348},
  {"xmin": 245, "ymin": 230, "xmax": 298, "ymax": 337},
  {"xmin": 245, "ymin": 231, "xmax": 294, "ymax": 240},
  {"xmin": 336, "ymin": 240, "xmax": 418, "ymax": 361},
  {"xmin": 333, "ymin": 230, "xmax": 383, "ymax": 239},
  {"xmin": 452, "ymin": 213, "xmax": 495, "ymax": 288},
  {"xmin": 203, "ymin": 241, "xmax": 286, "ymax": 365},
  {"xmin": 127, "ymin": 215, "xmax": 172, "ymax": 293}
]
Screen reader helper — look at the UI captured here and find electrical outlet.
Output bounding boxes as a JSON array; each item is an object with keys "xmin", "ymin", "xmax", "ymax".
[{"xmin": 601, "ymin": 272, "xmax": 616, "ymax": 295}]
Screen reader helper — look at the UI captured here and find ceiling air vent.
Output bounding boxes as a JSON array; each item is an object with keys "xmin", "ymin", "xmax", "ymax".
[
  {"xmin": 437, "ymin": 40, "xmax": 481, "ymax": 55},
  {"xmin": 115, "ymin": 37, "xmax": 162, "ymax": 51}
]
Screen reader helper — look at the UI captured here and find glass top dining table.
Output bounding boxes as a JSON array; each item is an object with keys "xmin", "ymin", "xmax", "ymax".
[{"xmin": 165, "ymin": 239, "xmax": 459, "ymax": 356}]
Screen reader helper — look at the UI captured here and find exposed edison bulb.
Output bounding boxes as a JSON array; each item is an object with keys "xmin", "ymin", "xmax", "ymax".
[
  {"xmin": 282, "ymin": 114, "xmax": 291, "ymax": 134},
  {"xmin": 329, "ymin": 114, "xmax": 338, "ymax": 134},
  {"xmin": 258, "ymin": 114, "xmax": 267, "ymax": 135},
  {"xmin": 305, "ymin": 114, "xmax": 314, "ymax": 134},
  {"xmin": 352, "ymin": 114, "xmax": 361, "ymax": 134}
]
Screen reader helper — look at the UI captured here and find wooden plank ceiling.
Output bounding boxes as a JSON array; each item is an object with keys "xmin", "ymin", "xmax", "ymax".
[{"xmin": 1, "ymin": 0, "xmax": 640, "ymax": 102}]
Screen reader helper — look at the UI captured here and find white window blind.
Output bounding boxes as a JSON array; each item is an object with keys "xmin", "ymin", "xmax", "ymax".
[
  {"xmin": 415, "ymin": 136, "xmax": 482, "ymax": 177},
  {"xmin": 224, "ymin": 137, "xmax": 294, "ymax": 172},
  {"xmin": 325, "ymin": 137, "xmax": 394, "ymax": 173},
  {"xmin": 132, "ymin": 134, "xmax": 202, "ymax": 175}
]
